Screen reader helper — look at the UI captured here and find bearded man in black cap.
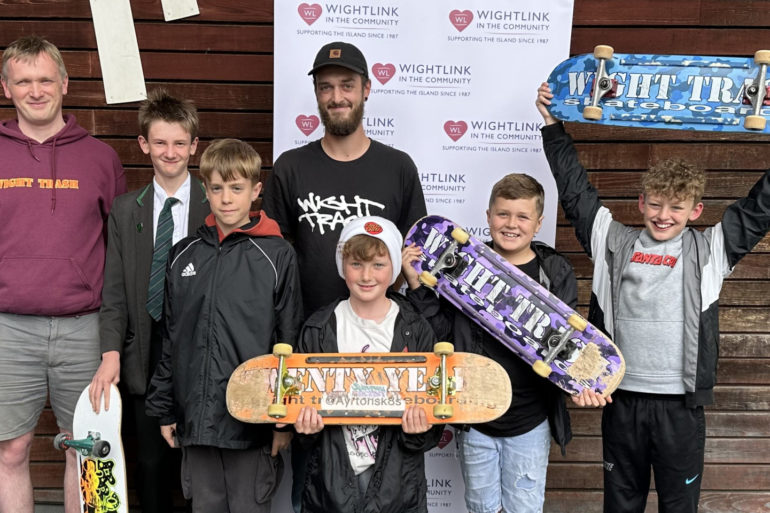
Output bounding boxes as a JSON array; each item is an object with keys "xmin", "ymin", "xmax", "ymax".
[
  {"xmin": 261, "ymin": 40, "xmax": 427, "ymax": 513},
  {"xmin": 262, "ymin": 41, "xmax": 426, "ymax": 318}
]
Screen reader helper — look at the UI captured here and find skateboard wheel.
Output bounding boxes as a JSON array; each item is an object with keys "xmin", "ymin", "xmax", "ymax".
[
  {"xmin": 92, "ymin": 440, "xmax": 111, "ymax": 458},
  {"xmin": 583, "ymin": 106, "xmax": 603, "ymax": 120},
  {"xmin": 532, "ymin": 360, "xmax": 553, "ymax": 378},
  {"xmin": 567, "ymin": 313, "xmax": 588, "ymax": 332},
  {"xmin": 434, "ymin": 342, "xmax": 454, "ymax": 357},
  {"xmin": 272, "ymin": 343, "xmax": 293, "ymax": 358},
  {"xmin": 754, "ymin": 50, "xmax": 770, "ymax": 65},
  {"xmin": 450, "ymin": 227, "xmax": 470, "ymax": 245},
  {"xmin": 419, "ymin": 271, "xmax": 438, "ymax": 288},
  {"xmin": 744, "ymin": 115, "xmax": 767, "ymax": 131},
  {"xmin": 433, "ymin": 404, "xmax": 454, "ymax": 419},
  {"xmin": 267, "ymin": 403, "xmax": 288, "ymax": 418},
  {"xmin": 593, "ymin": 45, "xmax": 614, "ymax": 60},
  {"xmin": 53, "ymin": 433, "xmax": 71, "ymax": 450}
]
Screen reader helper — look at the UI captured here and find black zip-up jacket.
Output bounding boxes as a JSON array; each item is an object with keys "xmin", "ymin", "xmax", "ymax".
[
  {"xmin": 542, "ymin": 122, "xmax": 770, "ymax": 407},
  {"xmin": 406, "ymin": 240, "xmax": 576, "ymax": 454},
  {"xmin": 146, "ymin": 212, "xmax": 302, "ymax": 448},
  {"xmin": 297, "ymin": 293, "xmax": 444, "ymax": 513}
]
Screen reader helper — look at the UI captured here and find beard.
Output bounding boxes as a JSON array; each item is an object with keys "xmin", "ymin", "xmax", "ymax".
[{"xmin": 318, "ymin": 98, "xmax": 365, "ymax": 136}]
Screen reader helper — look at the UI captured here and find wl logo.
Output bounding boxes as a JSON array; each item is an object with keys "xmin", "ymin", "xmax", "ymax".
[
  {"xmin": 449, "ymin": 9, "xmax": 473, "ymax": 32},
  {"xmin": 298, "ymin": 3, "xmax": 322, "ymax": 25},
  {"xmin": 444, "ymin": 120, "xmax": 468, "ymax": 141},
  {"xmin": 295, "ymin": 114, "xmax": 320, "ymax": 136},
  {"xmin": 372, "ymin": 63, "xmax": 396, "ymax": 85}
]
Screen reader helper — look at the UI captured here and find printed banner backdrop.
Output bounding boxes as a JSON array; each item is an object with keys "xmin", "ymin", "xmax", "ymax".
[{"xmin": 273, "ymin": 2, "xmax": 574, "ymax": 511}]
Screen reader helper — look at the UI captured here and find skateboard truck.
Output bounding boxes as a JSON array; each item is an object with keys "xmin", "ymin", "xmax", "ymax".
[
  {"xmin": 53, "ymin": 431, "xmax": 111, "ymax": 458},
  {"xmin": 419, "ymin": 227, "xmax": 471, "ymax": 288},
  {"xmin": 742, "ymin": 50, "xmax": 770, "ymax": 130},
  {"xmin": 268, "ymin": 343, "xmax": 297, "ymax": 419},
  {"xmin": 584, "ymin": 45, "xmax": 616, "ymax": 121},
  {"xmin": 429, "ymin": 343, "xmax": 455, "ymax": 419},
  {"xmin": 532, "ymin": 314, "xmax": 587, "ymax": 379}
]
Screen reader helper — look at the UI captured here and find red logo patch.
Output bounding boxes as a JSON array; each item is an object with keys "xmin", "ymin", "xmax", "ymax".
[
  {"xmin": 449, "ymin": 9, "xmax": 473, "ymax": 32},
  {"xmin": 437, "ymin": 428, "xmax": 453, "ymax": 449},
  {"xmin": 297, "ymin": 3, "xmax": 322, "ymax": 25},
  {"xmin": 364, "ymin": 221, "xmax": 383, "ymax": 235}
]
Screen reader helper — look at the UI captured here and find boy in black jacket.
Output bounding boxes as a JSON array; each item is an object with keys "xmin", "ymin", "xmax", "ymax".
[
  {"xmin": 536, "ymin": 83, "xmax": 770, "ymax": 513},
  {"xmin": 146, "ymin": 139, "xmax": 302, "ymax": 513},
  {"xmin": 403, "ymin": 174, "xmax": 592, "ymax": 513},
  {"xmin": 293, "ymin": 216, "xmax": 443, "ymax": 513}
]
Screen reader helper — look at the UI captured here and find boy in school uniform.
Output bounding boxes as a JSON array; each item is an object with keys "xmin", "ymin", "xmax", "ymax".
[
  {"xmin": 89, "ymin": 89, "xmax": 209, "ymax": 513},
  {"xmin": 146, "ymin": 138, "xmax": 303, "ymax": 513},
  {"xmin": 536, "ymin": 83, "xmax": 770, "ymax": 513},
  {"xmin": 293, "ymin": 216, "xmax": 444, "ymax": 513},
  {"xmin": 403, "ymin": 173, "xmax": 587, "ymax": 513}
]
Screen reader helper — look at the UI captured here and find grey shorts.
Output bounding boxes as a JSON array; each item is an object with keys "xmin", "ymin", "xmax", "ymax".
[{"xmin": 0, "ymin": 312, "xmax": 100, "ymax": 439}]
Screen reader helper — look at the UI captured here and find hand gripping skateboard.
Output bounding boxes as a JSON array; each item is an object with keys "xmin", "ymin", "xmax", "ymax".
[
  {"xmin": 226, "ymin": 342, "xmax": 511, "ymax": 425},
  {"xmin": 546, "ymin": 45, "xmax": 770, "ymax": 132},
  {"xmin": 405, "ymin": 215, "xmax": 625, "ymax": 397},
  {"xmin": 54, "ymin": 384, "xmax": 128, "ymax": 513}
]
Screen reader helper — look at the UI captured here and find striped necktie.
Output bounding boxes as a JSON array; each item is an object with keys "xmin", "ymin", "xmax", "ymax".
[{"xmin": 146, "ymin": 197, "xmax": 179, "ymax": 321}]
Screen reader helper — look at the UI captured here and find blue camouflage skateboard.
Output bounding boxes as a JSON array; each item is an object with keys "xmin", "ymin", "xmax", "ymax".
[{"xmin": 546, "ymin": 45, "xmax": 770, "ymax": 132}]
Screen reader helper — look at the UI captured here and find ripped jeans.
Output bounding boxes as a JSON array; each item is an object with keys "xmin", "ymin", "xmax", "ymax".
[{"xmin": 456, "ymin": 420, "xmax": 550, "ymax": 513}]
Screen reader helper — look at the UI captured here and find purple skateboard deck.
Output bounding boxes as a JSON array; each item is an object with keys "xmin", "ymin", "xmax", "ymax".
[{"xmin": 405, "ymin": 215, "xmax": 625, "ymax": 397}]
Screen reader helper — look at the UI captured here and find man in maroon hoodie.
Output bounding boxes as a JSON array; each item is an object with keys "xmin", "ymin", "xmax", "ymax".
[{"xmin": 0, "ymin": 35, "xmax": 126, "ymax": 513}]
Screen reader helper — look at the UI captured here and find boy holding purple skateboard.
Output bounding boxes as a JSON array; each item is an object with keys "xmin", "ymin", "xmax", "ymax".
[{"xmin": 403, "ymin": 173, "xmax": 591, "ymax": 513}]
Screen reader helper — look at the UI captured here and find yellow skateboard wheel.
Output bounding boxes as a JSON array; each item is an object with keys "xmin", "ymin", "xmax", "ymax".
[
  {"xmin": 434, "ymin": 342, "xmax": 454, "ymax": 357},
  {"xmin": 594, "ymin": 45, "xmax": 614, "ymax": 60},
  {"xmin": 433, "ymin": 404, "xmax": 454, "ymax": 419},
  {"xmin": 744, "ymin": 115, "xmax": 767, "ymax": 131},
  {"xmin": 419, "ymin": 271, "xmax": 438, "ymax": 288},
  {"xmin": 754, "ymin": 50, "xmax": 770, "ymax": 65},
  {"xmin": 451, "ymin": 227, "xmax": 470, "ymax": 244},
  {"xmin": 532, "ymin": 360, "xmax": 553, "ymax": 378},
  {"xmin": 273, "ymin": 343, "xmax": 293, "ymax": 358},
  {"xmin": 567, "ymin": 313, "xmax": 588, "ymax": 332},
  {"xmin": 267, "ymin": 403, "xmax": 287, "ymax": 418},
  {"xmin": 583, "ymin": 106, "xmax": 603, "ymax": 120}
]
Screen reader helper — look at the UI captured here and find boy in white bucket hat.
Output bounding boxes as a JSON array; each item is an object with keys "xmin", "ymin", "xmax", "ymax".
[{"xmin": 291, "ymin": 215, "xmax": 443, "ymax": 513}]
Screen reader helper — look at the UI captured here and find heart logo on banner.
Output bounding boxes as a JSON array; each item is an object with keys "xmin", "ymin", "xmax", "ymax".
[
  {"xmin": 371, "ymin": 63, "xmax": 396, "ymax": 85},
  {"xmin": 297, "ymin": 3, "xmax": 322, "ymax": 25},
  {"xmin": 437, "ymin": 429, "xmax": 453, "ymax": 449},
  {"xmin": 295, "ymin": 114, "xmax": 320, "ymax": 136},
  {"xmin": 444, "ymin": 120, "xmax": 468, "ymax": 141},
  {"xmin": 449, "ymin": 10, "xmax": 473, "ymax": 32}
]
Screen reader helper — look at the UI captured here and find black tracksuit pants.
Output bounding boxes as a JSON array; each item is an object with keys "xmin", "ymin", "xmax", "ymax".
[{"xmin": 602, "ymin": 390, "xmax": 706, "ymax": 513}]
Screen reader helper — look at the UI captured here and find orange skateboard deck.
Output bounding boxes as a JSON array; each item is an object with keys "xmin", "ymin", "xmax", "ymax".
[{"xmin": 226, "ymin": 343, "xmax": 511, "ymax": 425}]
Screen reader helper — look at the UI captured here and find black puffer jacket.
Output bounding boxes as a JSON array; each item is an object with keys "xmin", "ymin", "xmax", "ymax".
[
  {"xmin": 146, "ymin": 213, "xmax": 302, "ymax": 448},
  {"xmin": 297, "ymin": 293, "xmax": 444, "ymax": 513},
  {"xmin": 406, "ymin": 241, "xmax": 575, "ymax": 455}
]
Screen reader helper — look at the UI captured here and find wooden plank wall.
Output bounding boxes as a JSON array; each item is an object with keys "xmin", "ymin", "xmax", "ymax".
[{"xmin": 0, "ymin": 1, "xmax": 767, "ymax": 511}]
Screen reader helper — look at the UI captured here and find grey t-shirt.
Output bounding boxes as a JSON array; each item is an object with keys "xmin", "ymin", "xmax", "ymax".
[{"xmin": 615, "ymin": 230, "xmax": 685, "ymax": 394}]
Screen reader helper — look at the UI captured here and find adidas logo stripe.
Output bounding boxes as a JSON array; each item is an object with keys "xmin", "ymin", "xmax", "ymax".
[{"xmin": 181, "ymin": 263, "xmax": 196, "ymax": 277}]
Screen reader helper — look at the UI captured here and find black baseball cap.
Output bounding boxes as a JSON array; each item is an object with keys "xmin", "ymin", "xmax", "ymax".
[{"xmin": 308, "ymin": 41, "xmax": 368, "ymax": 78}]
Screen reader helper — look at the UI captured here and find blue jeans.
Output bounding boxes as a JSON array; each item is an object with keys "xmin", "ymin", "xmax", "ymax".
[{"xmin": 457, "ymin": 419, "xmax": 551, "ymax": 513}]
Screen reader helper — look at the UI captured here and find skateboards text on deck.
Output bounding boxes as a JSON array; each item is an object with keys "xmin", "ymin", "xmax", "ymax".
[
  {"xmin": 405, "ymin": 215, "xmax": 625, "ymax": 398},
  {"xmin": 54, "ymin": 384, "xmax": 128, "ymax": 513},
  {"xmin": 226, "ymin": 342, "xmax": 511, "ymax": 425},
  {"xmin": 546, "ymin": 45, "xmax": 770, "ymax": 132}
]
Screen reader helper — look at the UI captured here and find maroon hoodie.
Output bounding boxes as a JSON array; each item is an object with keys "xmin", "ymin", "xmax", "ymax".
[{"xmin": 0, "ymin": 115, "xmax": 126, "ymax": 316}]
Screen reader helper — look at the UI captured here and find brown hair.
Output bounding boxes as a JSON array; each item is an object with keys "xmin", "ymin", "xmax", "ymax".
[
  {"xmin": 138, "ymin": 88, "xmax": 199, "ymax": 140},
  {"xmin": 642, "ymin": 159, "xmax": 706, "ymax": 204},
  {"xmin": 1, "ymin": 35, "xmax": 67, "ymax": 81},
  {"xmin": 199, "ymin": 139, "xmax": 262, "ymax": 184},
  {"xmin": 341, "ymin": 234, "xmax": 389, "ymax": 263},
  {"xmin": 488, "ymin": 173, "xmax": 545, "ymax": 216}
]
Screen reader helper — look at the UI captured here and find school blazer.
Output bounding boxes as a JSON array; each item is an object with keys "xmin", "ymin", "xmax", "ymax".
[{"xmin": 98, "ymin": 177, "xmax": 210, "ymax": 395}]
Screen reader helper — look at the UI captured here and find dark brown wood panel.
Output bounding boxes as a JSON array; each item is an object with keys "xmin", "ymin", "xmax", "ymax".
[{"xmin": 0, "ymin": 20, "xmax": 272, "ymax": 52}]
